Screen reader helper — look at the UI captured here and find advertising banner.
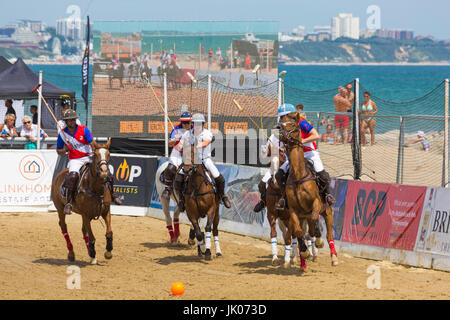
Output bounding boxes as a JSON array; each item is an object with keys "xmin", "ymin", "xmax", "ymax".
[
  {"xmin": 0, "ymin": 150, "xmax": 57, "ymax": 205},
  {"xmin": 108, "ymin": 155, "xmax": 158, "ymax": 207},
  {"xmin": 415, "ymin": 187, "xmax": 450, "ymax": 256},
  {"xmin": 53, "ymin": 153, "xmax": 158, "ymax": 207},
  {"xmin": 341, "ymin": 181, "xmax": 426, "ymax": 251}
]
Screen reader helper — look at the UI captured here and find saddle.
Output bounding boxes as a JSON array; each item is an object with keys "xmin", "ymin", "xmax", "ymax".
[
  {"xmin": 61, "ymin": 163, "xmax": 91, "ymax": 198},
  {"xmin": 182, "ymin": 163, "xmax": 216, "ymax": 196}
]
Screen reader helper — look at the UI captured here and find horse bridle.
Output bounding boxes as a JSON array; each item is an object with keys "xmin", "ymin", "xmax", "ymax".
[
  {"xmin": 277, "ymin": 119, "xmax": 303, "ymax": 149},
  {"xmin": 91, "ymin": 148, "xmax": 110, "ymax": 179}
]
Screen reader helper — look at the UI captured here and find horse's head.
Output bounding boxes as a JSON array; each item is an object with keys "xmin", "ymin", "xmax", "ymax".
[
  {"xmin": 277, "ymin": 112, "xmax": 303, "ymax": 148},
  {"xmin": 91, "ymin": 139, "xmax": 111, "ymax": 180}
]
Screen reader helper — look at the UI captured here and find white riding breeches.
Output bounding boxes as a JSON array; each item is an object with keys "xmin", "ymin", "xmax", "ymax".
[
  {"xmin": 169, "ymin": 149, "xmax": 183, "ymax": 168},
  {"xmin": 68, "ymin": 156, "xmax": 91, "ymax": 173},
  {"xmin": 280, "ymin": 150, "xmax": 324, "ymax": 173},
  {"xmin": 179, "ymin": 157, "xmax": 220, "ymax": 179},
  {"xmin": 262, "ymin": 170, "xmax": 272, "ymax": 183}
]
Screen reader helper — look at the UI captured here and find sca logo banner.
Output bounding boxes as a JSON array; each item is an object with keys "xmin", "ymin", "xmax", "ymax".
[
  {"xmin": 19, "ymin": 154, "xmax": 45, "ymax": 181},
  {"xmin": 109, "ymin": 158, "xmax": 142, "ymax": 183}
]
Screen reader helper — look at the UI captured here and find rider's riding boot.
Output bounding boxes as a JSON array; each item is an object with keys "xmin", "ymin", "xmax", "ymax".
[
  {"xmin": 107, "ymin": 172, "xmax": 123, "ymax": 205},
  {"xmin": 174, "ymin": 173, "xmax": 185, "ymax": 212},
  {"xmin": 64, "ymin": 172, "xmax": 79, "ymax": 215},
  {"xmin": 253, "ymin": 180, "xmax": 267, "ymax": 212},
  {"xmin": 162, "ymin": 163, "xmax": 177, "ymax": 200},
  {"xmin": 275, "ymin": 169, "xmax": 288, "ymax": 210},
  {"xmin": 215, "ymin": 174, "xmax": 231, "ymax": 208},
  {"xmin": 317, "ymin": 170, "xmax": 335, "ymax": 205}
]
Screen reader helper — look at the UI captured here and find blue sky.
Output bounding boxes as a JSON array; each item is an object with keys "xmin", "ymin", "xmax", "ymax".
[{"xmin": 2, "ymin": 0, "xmax": 450, "ymax": 39}]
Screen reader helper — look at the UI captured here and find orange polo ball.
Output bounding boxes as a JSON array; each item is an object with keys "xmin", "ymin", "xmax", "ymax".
[{"xmin": 171, "ymin": 282, "xmax": 185, "ymax": 296}]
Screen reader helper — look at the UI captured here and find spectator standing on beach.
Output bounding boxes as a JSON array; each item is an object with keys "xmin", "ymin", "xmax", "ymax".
[
  {"xmin": 321, "ymin": 124, "xmax": 335, "ymax": 144},
  {"xmin": 360, "ymin": 91, "xmax": 378, "ymax": 146},
  {"xmin": 346, "ymin": 83, "xmax": 354, "ymax": 110},
  {"xmin": 333, "ymin": 87, "xmax": 352, "ymax": 144},
  {"xmin": 244, "ymin": 53, "xmax": 251, "ymax": 70},
  {"xmin": 20, "ymin": 115, "xmax": 48, "ymax": 149},
  {"xmin": 30, "ymin": 105, "xmax": 38, "ymax": 125},
  {"xmin": 216, "ymin": 47, "xmax": 222, "ymax": 65},
  {"xmin": 4, "ymin": 99, "xmax": 16, "ymax": 126},
  {"xmin": 409, "ymin": 131, "xmax": 431, "ymax": 151},
  {"xmin": 1, "ymin": 113, "xmax": 18, "ymax": 138}
]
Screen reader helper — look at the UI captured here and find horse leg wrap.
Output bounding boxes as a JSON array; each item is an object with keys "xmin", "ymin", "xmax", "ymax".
[
  {"xmin": 167, "ymin": 225, "xmax": 175, "ymax": 242},
  {"xmin": 292, "ymin": 238, "xmax": 299, "ymax": 257},
  {"xmin": 106, "ymin": 234, "xmax": 113, "ymax": 252},
  {"xmin": 271, "ymin": 238, "xmax": 278, "ymax": 256},
  {"xmin": 173, "ymin": 218, "xmax": 180, "ymax": 238},
  {"xmin": 189, "ymin": 228, "xmax": 196, "ymax": 241},
  {"xmin": 298, "ymin": 237, "xmax": 308, "ymax": 253},
  {"xmin": 284, "ymin": 245, "xmax": 291, "ymax": 263},
  {"xmin": 214, "ymin": 236, "xmax": 221, "ymax": 255},
  {"xmin": 83, "ymin": 234, "xmax": 89, "ymax": 251},
  {"xmin": 88, "ymin": 241, "xmax": 96, "ymax": 259},
  {"xmin": 307, "ymin": 239, "xmax": 313, "ymax": 256},
  {"xmin": 205, "ymin": 232, "xmax": 212, "ymax": 250},
  {"xmin": 300, "ymin": 256, "xmax": 307, "ymax": 269},
  {"xmin": 312, "ymin": 237, "xmax": 319, "ymax": 256},
  {"xmin": 328, "ymin": 240, "xmax": 337, "ymax": 256},
  {"xmin": 61, "ymin": 230, "xmax": 73, "ymax": 251}
]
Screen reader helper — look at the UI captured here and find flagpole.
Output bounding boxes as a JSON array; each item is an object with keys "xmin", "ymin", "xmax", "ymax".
[{"xmin": 82, "ymin": 16, "xmax": 90, "ymax": 127}]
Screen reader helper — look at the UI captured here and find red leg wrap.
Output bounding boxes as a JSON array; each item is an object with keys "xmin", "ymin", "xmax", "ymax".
[
  {"xmin": 328, "ymin": 240, "xmax": 338, "ymax": 256},
  {"xmin": 167, "ymin": 225, "xmax": 175, "ymax": 242},
  {"xmin": 173, "ymin": 218, "xmax": 180, "ymax": 238},
  {"xmin": 62, "ymin": 230, "xmax": 73, "ymax": 251},
  {"xmin": 300, "ymin": 256, "xmax": 307, "ymax": 269}
]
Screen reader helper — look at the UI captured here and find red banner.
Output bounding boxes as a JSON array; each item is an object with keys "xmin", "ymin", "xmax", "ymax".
[{"xmin": 341, "ymin": 181, "xmax": 426, "ymax": 251}]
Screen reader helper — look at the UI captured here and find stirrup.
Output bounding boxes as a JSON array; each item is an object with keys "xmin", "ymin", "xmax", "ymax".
[{"xmin": 64, "ymin": 203, "xmax": 73, "ymax": 215}]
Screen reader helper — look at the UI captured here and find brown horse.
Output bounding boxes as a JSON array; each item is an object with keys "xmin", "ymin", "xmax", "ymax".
[
  {"xmin": 277, "ymin": 113, "xmax": 338, "ymax": 267},
  {"xmin": 181, "ymin": 147, "xmax": 221, "ymax": 261},
  {"xmin": 51, "ymin": 140, "xmax": 114, "ymax": 264}
]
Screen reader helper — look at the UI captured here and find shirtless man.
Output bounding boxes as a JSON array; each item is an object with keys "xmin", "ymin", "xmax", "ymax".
[
  {"xmin": 333, "ymin": 86, "xmax": 352, "ymax": 144},
  {"xmin": 346, "ymin": 83, "xmax": 354, "ymax": 108}
]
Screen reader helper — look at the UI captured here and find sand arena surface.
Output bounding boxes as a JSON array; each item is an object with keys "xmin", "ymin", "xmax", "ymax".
[{"xmin": 1, "ymin": 211, "xmax": 449, "ymax": 300}]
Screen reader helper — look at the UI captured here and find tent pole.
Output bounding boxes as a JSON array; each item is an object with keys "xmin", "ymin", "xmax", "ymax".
[{"xmin": 37, "ymin": 71, "xmax": 42, "ymax": 150}]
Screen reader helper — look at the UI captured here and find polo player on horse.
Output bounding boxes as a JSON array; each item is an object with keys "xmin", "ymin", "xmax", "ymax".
[
  {"xmin": 161, "ymin": 110, "xmax": 192, "ymax": 201},
  {"xmin": 275, "ymin": 104, "xmax": 335, "ymax": 210},
  {"xmin": 56, "ymin": 109, "xmax": 122, "ymax": 215},
  {"xmin": 173, "ymin": 113, "xmax": 231, "ymax": 211}
]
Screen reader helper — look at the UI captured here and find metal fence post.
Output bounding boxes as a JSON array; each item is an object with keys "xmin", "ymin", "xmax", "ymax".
[
  {"xmin": 208, "ymin": 74, "xmax": 212, "ymax": 131},
  {"xmin": 164, "ymin": 72, "xmax": 168, "ymax": 157},
  {"xmin": 444, "ymin": 79, "xmax": 449, "ymax": 187},
  {"xmin": 37, "ymin": 71, "xmax": 42, "ymax": 150},
  {"xmin": 278, "ymin": 77, "xmax": 282, "ymax": 107},
  {"xmin": 396, "ymin": 116, "xmax": 405, "ymax": 184},
  {"xmin": 352, "ymin": 78, "xmax": 361, "ymax": 179}
]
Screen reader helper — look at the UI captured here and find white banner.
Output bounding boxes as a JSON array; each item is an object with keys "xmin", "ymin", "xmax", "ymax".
[
  {"xmin": 0, "ymin": 150, "xmax": 58, "ymax": 206},
  {"xmin": 415, "ymin": 187, "xmax": 450, "ymax": 256}
]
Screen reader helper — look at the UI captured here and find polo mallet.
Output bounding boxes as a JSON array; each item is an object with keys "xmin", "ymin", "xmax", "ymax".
[
  {"xmin": 147, "ymin": 76, "xmax": 176, "ymax": 130},
  {"xmin": 32, "ymin": 84, "xmax": 74, "ymax": 150},
  {"xmin": 279, "ymin": 70, "xmax": 287, "ymax": 105},
  {"xmin": 232, "ymin": 98, "xmax": 275, "ymax": 148},
  {"xmin": 252, "ymin": 64, "xmax": 262, "ymax": 129}
]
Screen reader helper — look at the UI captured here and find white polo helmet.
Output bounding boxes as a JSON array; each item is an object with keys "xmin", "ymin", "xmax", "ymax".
[{"xmin": 191, "ymin": 113, "xmax": 206, "ymax": 123}]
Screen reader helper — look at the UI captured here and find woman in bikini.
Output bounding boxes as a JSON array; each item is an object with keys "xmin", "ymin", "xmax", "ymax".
[{"xmin": 360, "ymin": 91, "xmax": 378, "ymax": 146}]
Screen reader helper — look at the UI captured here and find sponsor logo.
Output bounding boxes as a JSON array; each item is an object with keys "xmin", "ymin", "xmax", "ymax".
[
  {"xmin": 19, "ymin": 154, "xmax": 45, "ymax": 181},
  {"xmin": 111, "ymin": 158, "xmax": 142, "ymax": 183}
]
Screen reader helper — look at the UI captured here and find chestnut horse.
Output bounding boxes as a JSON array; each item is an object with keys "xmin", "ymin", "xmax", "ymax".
[
  {"xmin": 182, "ymin": 148, "xmax": 221, "ymax": 261},
  {"xmin": 278, "ymin": 113, "xmax": 338, "ymax": 267},
  {"xmin": 263, "ymin": 137, "xmax": 321, "ymax": 269},
  {"xmin": 51, "ymin": 140, "xmax": 114, "ymax": 264}
]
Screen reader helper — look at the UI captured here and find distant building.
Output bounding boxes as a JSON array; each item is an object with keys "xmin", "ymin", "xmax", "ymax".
[
  {"xmin": 292, "ymin": 25, "xmax": 306, "ymax": 38},
  {"xmin": 12, "ymin": 27, "xmax": 39, "ymax": 43},
  {"xmin": 360, "ymin": 29, "xmax": 376, "ymax": 39},
  {"xmin": 18, "ymin": 20, "xmax": 46, "ymax": 32},
  {"xmin": 395, "ymin": 30, "xmax": 414, "ymax": 40},
  {"xmin": 313, "ymin": 26, "xmax": 331, "ymax": 34},
  {"xmin": 331, "ymin": 13, "xmax": 360, "ymax": 40},
  {"xmin": 56, "ymin": 17, "xmax": 91, "ymax": 40}
]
